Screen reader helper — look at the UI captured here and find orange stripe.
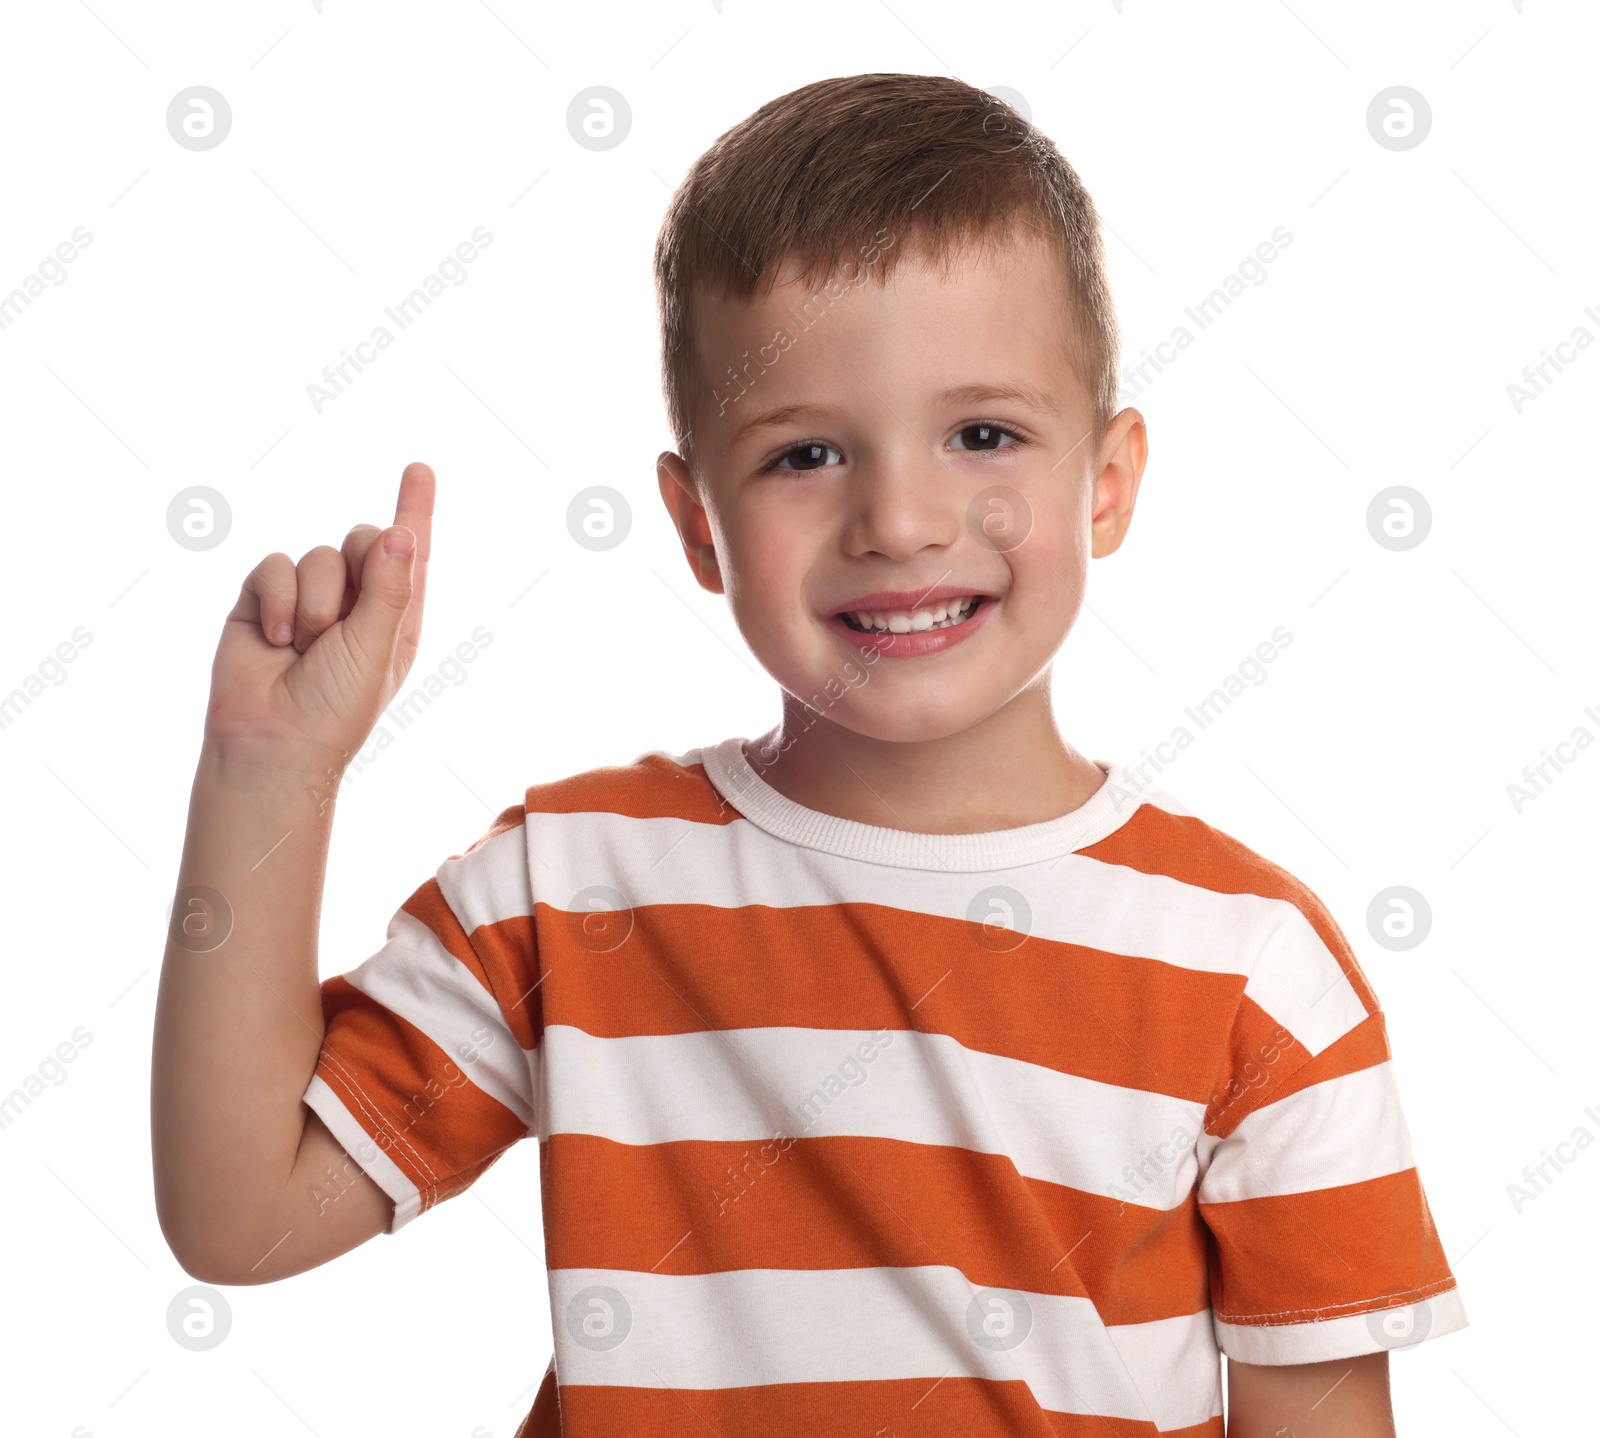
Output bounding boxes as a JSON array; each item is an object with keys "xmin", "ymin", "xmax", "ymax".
[
  {"xmin": 524, "ymin": 755, "xmax": 737, "ymax": 824},
  {"xmin": 1202, "ymin": 1168, "xmax": 1456, "ymax": 1323},
  {"xmin": 1269, "ymin": 1012, "xmax": 1392, "ymax": 1103},
  {"xmin": 1085, "ymin": 805, "xmax": 1379, "ymax": 1016},
  {"xmin": 1210, "ymin": 1010, "xmax": 1398, "ymax": 1139},
  {"xmin": 1205, "ymin": 996, "xmax": 1306, "ymax": 1137},
  {"xmin": 313, "ymin": 974, "xmax": 527, "ymax": 1208},
  {"xmin": 542, "ymin": 1132, "xmax": 1210, "ymax": 1326},
  {"xmin": 551, "ymin": 1378, "xmax": 1221, "ymax": 1437},
  {"xmin": 1207, "ymin": 1007, "xmax": 1399, "ymax": 1138},
  {"xmin": 533, "ymin": 899, "xmax": 1247, "ymax": 1102},
  {"xmin": 404, "ymin": 880, "xmax": 542, "ymax": 1049}
]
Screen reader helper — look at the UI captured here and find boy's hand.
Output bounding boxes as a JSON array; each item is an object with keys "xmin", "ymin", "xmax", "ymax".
[{"xmin": 204, "ymin": 461, "xmax": 435, "ymax": 775}]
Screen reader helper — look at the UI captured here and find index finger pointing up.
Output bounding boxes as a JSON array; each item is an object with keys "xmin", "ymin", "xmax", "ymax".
[
  {"xmin": 393, "ymin": 460, "xmax": 435, "ymax": 656},
  {"xmin": 394, "ymin": 461, "xmax": 436, "ymax": 560}
]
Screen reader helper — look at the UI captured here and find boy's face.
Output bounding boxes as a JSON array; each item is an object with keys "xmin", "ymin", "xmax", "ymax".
[{"xmin": 658, "ymin": 231, "xmax": 1146, "ymax": 745}]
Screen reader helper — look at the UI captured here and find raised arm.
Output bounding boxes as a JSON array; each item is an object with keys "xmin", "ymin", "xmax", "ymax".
[{"xmin": 151, "ymin": 462, "xmax": 435, "ymax": 1284}]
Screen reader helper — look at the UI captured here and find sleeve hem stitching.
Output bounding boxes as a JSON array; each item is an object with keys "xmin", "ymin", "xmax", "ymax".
[{"xmin": 1216, "ymin": 1277, "xmax": 1458, "ymax": 1326}]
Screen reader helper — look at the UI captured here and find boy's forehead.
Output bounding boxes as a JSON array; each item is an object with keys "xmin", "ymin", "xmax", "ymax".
[
  {"xmin": 702, "ymin": 229, "xmax": 1065, "ymax": 327},
  {"xmin": 690, "ymin": 232, "xmax": 1082, "ymax": 431}
]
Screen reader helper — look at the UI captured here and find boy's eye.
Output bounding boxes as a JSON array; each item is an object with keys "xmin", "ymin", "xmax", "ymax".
[
  {"xmin": 773, "ymin": 441, "xmax": 843, "ymax": 471},
  {"xmin": 768, "ymin": 424, "xmax": 1021, "ymax": 471},
  {"xmin": 949, "ymin": 423, "xmax": 1021, "ymax": 452}
]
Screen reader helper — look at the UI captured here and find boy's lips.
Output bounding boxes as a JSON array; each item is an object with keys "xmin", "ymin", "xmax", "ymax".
[
  {"xmin": 828, "ymin": 583, "xmax": 996, "ymax": 614},
  {"xmin": 822, "ymin": 583, "xmax": 998, "ymax": 659}
]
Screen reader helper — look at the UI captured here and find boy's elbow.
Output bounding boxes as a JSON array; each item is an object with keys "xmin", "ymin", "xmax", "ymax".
[
  {"xmin": 171, "ymin": 1243, "xmax": 241, "ymax": 1287},
  {"xmin": 159, "ymin": 1215, "xmax": 237, "ymax": 1286},
  {"xmin": 156, "ymin": 1201, "xmax": 263, "ymax": 1288},
  {"xmin": 166, "ymin": 1232, "xmax": 285, "ymax": 1287}
]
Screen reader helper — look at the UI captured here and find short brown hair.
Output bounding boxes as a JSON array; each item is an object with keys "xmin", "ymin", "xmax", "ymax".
[{"xmin": 653, "ymin": 72, "xmax": 1120, "ymax": 477}]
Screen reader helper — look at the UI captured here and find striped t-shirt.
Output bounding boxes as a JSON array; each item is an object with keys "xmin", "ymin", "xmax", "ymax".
[{"xmin": 302, "ymin": 737, "xmax": 1464, "ymax": 1437}]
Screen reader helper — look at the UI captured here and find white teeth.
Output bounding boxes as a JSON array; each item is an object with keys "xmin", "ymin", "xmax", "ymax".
[{"xmin": 847, "ymin": 596, "xmax": 979, "ymax": 634}]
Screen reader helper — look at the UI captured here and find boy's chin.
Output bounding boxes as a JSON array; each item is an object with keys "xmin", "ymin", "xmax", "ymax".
[{"xmin": 792, "ymin": 694, "xmax": 997, "ymax": 747}]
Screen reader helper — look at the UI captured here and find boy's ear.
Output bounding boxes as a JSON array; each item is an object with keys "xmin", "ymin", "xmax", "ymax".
[
  {"xmin": 1089, "ymin": 408, "xmax": 1148, "ymax": 560},
  {"xmin": 656, "ymin": 451, "xmax": 724, "ymax": 595}
]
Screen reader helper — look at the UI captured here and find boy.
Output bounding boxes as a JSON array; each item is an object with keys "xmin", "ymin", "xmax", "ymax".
[{"xmin": 152, "ymin": 73, "xmax": 1464, "ymax": 1436}]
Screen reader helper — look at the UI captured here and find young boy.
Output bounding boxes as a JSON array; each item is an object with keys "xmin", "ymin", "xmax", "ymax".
[{"xmin": 152, "ymin": 73, "xmax": 1464, "ymax": 1437}]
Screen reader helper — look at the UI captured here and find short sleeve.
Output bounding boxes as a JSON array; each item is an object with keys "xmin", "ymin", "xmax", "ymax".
[
  {"xmin": 301, "ymin": 803, "xmax": 543, "ymax": 1234},
  {"xmin": 1197, "ymin": 893, "xmax": 1467, "ymax": 1364}
]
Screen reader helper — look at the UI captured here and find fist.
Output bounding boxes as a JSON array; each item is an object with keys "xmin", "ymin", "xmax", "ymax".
[{"xmin": 204, "ymin": 461, "xmax": 436, "ymax": 774}]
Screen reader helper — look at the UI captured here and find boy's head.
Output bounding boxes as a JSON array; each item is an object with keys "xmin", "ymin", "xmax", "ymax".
[{"xmin": 654, "ymin": 73, "xmax": 1147, "ymax": 748}]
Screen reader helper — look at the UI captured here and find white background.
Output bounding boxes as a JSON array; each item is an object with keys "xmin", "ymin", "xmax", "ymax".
[{"xmin": 1, "ymin": 1, "xmax": 1592, "ymax": 1433}]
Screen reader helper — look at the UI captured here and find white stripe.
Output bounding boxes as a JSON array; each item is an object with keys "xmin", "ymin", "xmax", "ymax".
[
  {"xmin": 522, "ymin": 808, "xmax": 1367, "ymax": 1054},
  {"xmin": 1240, "ymin": 912, "xmax": 1368, "ymax": 1057},
  {"xmin": 1199, "ymin": 1062, "xmax": 1415, "ymax": 1202},
  {"xmin": 1107, "ymin": 1309, "xmax": 1225, "ymax": 1429},
  {"xmin": 1214, "ymin": 1284, "xmax": 1467, "ymax": 1364},
  {"xmin": 436, "ymin": 821, "xmax": 533, "ymax": 934},
  {"xmin": 549, "ymin": 1265, "xmax": 1220, "ymax": 1428},
  {"xmin": 301, "ymin": 1074, "xmax": 424, "ymax": 1234},
  {"xmin": 544, "ymin": 1023, "xmax": 1206, "ymax": 1210},
  {"xmin": 345, "ymin": 908, "xmax": 538, "ymax": 1131}
]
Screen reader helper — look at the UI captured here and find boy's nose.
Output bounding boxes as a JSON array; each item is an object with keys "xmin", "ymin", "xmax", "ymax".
[{"xmin": 839, "ymin": 441, "xmax": 967, "ymax": 563}]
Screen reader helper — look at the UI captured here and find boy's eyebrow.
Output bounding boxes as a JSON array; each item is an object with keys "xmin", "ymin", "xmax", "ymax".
[
  {"xmin": 936, "ymin": 381, "xmax": 1063, "ymax": 417},
  {"xmin": 726, "ymin": 382, "xmax": 1062, "ymax": 448},
  {"xmin": 727, "ymin": 402, "xmax": 831, "ymax": 449}
]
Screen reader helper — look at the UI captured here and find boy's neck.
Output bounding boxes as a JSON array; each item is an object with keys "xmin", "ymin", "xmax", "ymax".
[{"xmin": 745, "ymin": 683, "xmax": 1107, "ymax": 836}]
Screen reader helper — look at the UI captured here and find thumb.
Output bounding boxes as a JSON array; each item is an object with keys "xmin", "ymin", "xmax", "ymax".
[{"xmin": 343, "ymin": 525, "xmax": 417, "ymax": 668}]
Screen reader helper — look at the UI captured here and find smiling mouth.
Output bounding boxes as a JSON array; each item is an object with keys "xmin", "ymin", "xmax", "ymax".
[{"xmin": 837, "ymin": 595, "xmax": 986, "ymax": 634}]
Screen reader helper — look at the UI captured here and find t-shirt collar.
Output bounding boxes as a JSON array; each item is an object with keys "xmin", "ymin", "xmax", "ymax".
[{"xmin": 698, "ymin": 735, "xmax": 1150, "ymax": 872}]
